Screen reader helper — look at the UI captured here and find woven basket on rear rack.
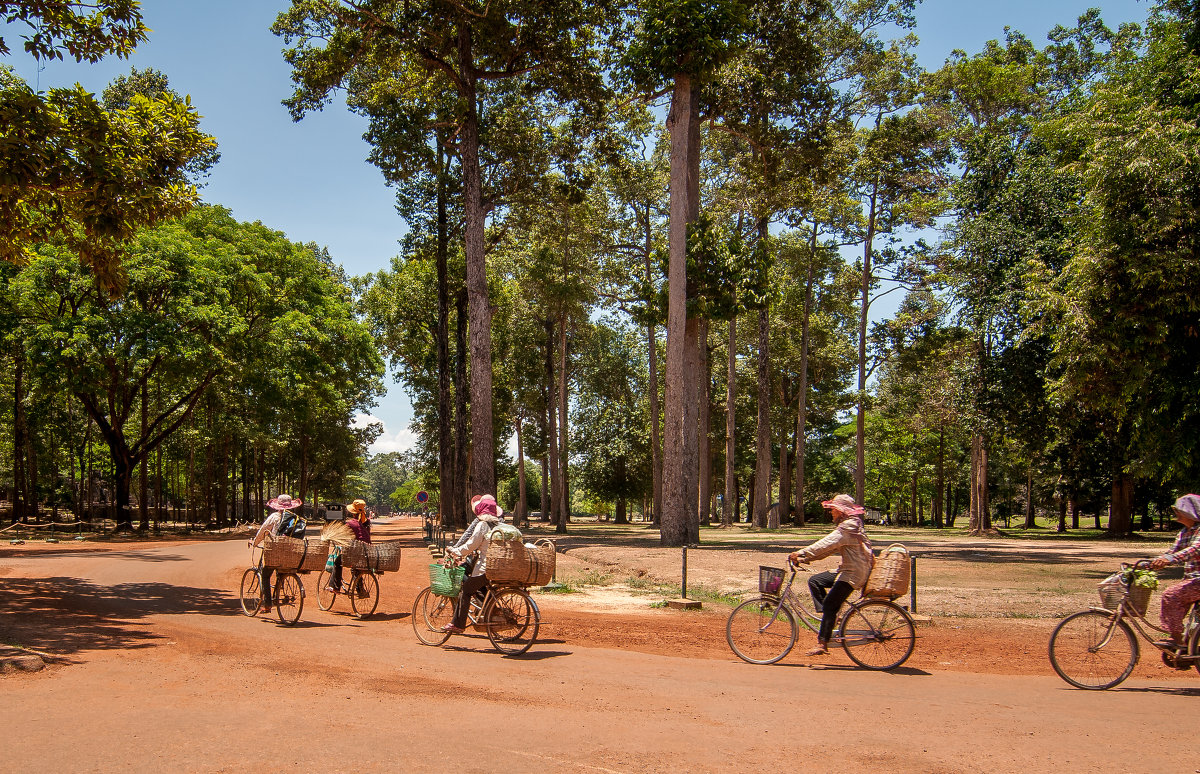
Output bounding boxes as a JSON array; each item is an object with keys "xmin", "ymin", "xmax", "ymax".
[
  {"xmin": 340, "ymin": 540, "xmax": 401, "ymax": 572},
  {"xmin": 486, "ymin": 538, "xmax": 555, "ymax": 586},
  {"xmin": 863, "ymin": 543, "xmax": 910, "ymax": 599},
  {"xmin": 262, "ymin": 535, "xmax": 329, "ymax": 572}
]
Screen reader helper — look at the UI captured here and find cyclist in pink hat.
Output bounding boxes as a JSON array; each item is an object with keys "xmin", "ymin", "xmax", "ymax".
[{"xmin": 788, "ymin": 494, "xmax": 874, "ymax": 656}]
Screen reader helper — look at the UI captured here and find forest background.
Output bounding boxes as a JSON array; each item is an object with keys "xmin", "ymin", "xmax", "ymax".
[{"xmin": 1, "ymin": 0, "xmax": 1196, "ymax": 541}]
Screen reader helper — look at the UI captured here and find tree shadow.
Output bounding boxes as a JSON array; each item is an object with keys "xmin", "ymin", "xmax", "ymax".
[{"xmin": 0, "ymin": 576, "xmax": 237, "ymax": 657}]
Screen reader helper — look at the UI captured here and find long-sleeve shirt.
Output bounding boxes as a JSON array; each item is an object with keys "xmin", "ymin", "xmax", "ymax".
[
  {"xmin": 797, "ymin": 516, "xmax": 875, "ymax": 589},
  {"xmin": 347, "ymin": 517, "xmax": 371, "ymax": 543},
  {"xmin": 447, "ymin": 518, "xmax": 496, "ymax": 577},
  {"xmin": 251, "ymin": 512, "xmax": 283, "ymax": 547},
  {"xmin": 1163, "ymin": 523, "xmax": 1200, "ymax": 580}
]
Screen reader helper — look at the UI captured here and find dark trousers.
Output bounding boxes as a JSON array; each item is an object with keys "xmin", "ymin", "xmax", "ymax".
[
  {"xmin": 809, "ymin": 570, "xmax": 854, "ymax": 643},
  {"xmin": 259, "ymin": 566, "xmax": 274, "ymax": 605},
  {"xmin": 451, "ymin": 573, "xmax": 488, "ymax": 629},
  {"xmin": 329, "ymin": 558, "xmax": 344, "ymax": 590}
]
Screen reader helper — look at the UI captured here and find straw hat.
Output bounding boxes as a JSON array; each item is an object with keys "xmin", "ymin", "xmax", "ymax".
[
  {"xmin": 345, "ymin": 499, "xmax": 367, "ymax": 516},
  {"xmin": 268, "ymin": 494, "xmax": 303, "ymax": 511},
  {"xmin": 821, "ymin": 493, "xmax": 864, "ymax": 517}
]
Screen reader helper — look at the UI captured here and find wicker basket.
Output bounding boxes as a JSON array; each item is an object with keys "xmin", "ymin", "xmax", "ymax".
[
  {"xmin": 262, "ymin": 535, "xmax": 329, "ymax": 572},
  {"xmin": 429, "ymin": 563, "xmax": 465, "ymax": 597},
  {"xmin": 1099, "ymin": 581, "xmax": 1151, "ymax": 616},
  {"xmin": 340, "ymin": 540, "xmax": 401, "ymax": 572},
  {"xmin": 486, "ymin": 538, "xmax": 556, "ymax": 586},
  {"xmin": 863, "ymin": 543, "xmax": 910, "ymax": 599},
  {"xmin": 759, "ymin": 566, "xmax": 785, "ymax": 595}
]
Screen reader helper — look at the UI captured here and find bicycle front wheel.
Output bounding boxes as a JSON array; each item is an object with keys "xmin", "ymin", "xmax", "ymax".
[
  {"xmin": 485, "ymin": 589, "xmax": 539, "ymax": 655},
  {"xmin": 838, "ymin": 599, "xmax": 916, "ymax": 671},
  {"xmin": 351, "ymin": 572, "xmax": 380, "ymax": 618},
  {"xmin": 726, "ymin": 597, "xmax": 798, "ymax": 665},
  {"xmin": 239, "ymin": 568, "xmax": 262, "ymax": 616},
  {"xmin": 411, "ymin": 587, "xmax": 453, "ymax": 646},
  {"xmin": 316, "ymin": 569, "xmax": 338, "ymax": 611},
  {"xmin": 1049, "ymin": 610, "xmax": 1138, "ymax": 689},
  {"xmin": 274, "ymin": 573, "xmax": 304, "ymax": 626}
]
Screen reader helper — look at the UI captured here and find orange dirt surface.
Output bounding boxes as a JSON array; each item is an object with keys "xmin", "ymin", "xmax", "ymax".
[{"xmin": 1, "ymin": 517, "xmax": 1196, "ymax": 774}]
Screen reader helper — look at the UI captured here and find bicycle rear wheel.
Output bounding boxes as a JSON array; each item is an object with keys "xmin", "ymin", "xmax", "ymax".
[
  {"xmin": 239, "ymin": 568, "xmax": 262, "ymax": 616},
  {"xmin": 273, "ymin": 573, "xmax": 304, "ymax": 626},
  {"xmin": 411, "ymin": 587, "xmax": 453, "ymax": 646},
  {"xmin": 351, "ymin": 572, "xmax": 380, "ymax": 618},
  {"xmin": 1049, "ymin": 610, "xmax": 1138, "ymax": 689},
  {"xmin": 316, "ymin": 569, "xmax": 338, "ymax": 611},
  {"xmin": 726, "ymin": 596, "xmax": 798, "ymax": 665},
  {"xmin": 838, "ymin": 599, "xmax": 915, "ymax": 671},
  {"xmin": 485, "ymin": 589, "xmax": 539, "ymax": 655}
]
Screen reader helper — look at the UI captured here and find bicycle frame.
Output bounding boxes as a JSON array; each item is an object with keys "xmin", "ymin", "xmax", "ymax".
[
  {"xmin": 760, "ymin": 567, "xmax": 848, "ymax": 638},
  {"xmin": 1088, "ymin": 570, "xmax": 1199, "ymax": 661}
]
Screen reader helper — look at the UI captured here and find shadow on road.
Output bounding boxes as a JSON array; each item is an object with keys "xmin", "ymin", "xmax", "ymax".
[{"xmin": 0, "ymin": 576, "xmax": 236, "ymax": 657}]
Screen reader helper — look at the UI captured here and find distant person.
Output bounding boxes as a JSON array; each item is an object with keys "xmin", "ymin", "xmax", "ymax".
[
  {"xmin": 326, "ymin": 499, "xmax": 371, "ymax": 594},
  {"xmin": 249, "ymin": 493, "xmax": 303, "ymax": 613},
  {"xmin": 788, "ymin": 494, "xmax": 874, "ymax": 656},
  {"xmin": 1149, "ymin": 494, "xmax": 1200, "ymax": 650}
]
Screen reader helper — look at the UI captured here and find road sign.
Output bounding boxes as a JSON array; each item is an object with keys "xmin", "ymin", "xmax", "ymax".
[{"xmin": 416, "ymin": 490, "xmax": 428, "ymax": 504}]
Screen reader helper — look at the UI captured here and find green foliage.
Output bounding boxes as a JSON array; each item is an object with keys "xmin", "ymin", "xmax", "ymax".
[
  {"xmin": 623, "ymin": 0, "xmax": 749, "ymax": 89},
  {"xmin": 0, "ymin": 0, "xmax": 146, "ymax": 63}
]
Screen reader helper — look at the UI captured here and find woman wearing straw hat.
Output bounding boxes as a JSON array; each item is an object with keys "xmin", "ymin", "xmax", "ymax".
[
  {"xmin": 788, "ymin": 494, "xmax": 874, "ymax": 656},
  {"xmin": 249, "ymin": 494, "xmax": 304, "ymax": 614},
  {"xmin": 326, "ymin": 499, "xmax": 371, "ymax": 594},
  {"xmin": 440, "ymin": 494, "xmax": 505, "ymax": 634}
]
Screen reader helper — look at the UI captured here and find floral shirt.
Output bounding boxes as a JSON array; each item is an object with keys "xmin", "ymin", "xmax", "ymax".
[{"xmin": 1164, "ymin": 523, "xmax": 1200, "ymax": 580}]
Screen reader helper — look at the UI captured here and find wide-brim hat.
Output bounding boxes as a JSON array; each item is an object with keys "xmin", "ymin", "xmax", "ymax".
[
  {"xmin": 345, "ymin": 499, "xmax": 367, "ymax": 516},
  {"xmin": 821, "ymin": 494, "xmax": 864, "ymax": 517},
  {"xmin": 474, "ymin": 494, "xmax": 504, "ymax": 519},
  {"xmin": 268, "ymin": 494, "xmax": 303, "ymax": 511}
]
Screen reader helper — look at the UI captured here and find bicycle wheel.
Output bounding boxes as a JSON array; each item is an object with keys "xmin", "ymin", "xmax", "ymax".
[
  {"xmin": 316, "ymin": 569, "xmax": 338, "ymax": 611},
  {"xmin": 239, "ymin": 568, "xmax": 262, "ymax": 616},
  {"xmin": 726, "ymin": 596, "xmax": 798, "ymax": 665},
  {"xmin": 838, "ymin": 599, "xmax": 916, "ymax": 671},
  {"xmin": 1048, "ymin": 610, "xmax": 1138, "ymax": 690},
  {"xmin": 485, "ymin": 589, "xmax": 539, "ymax": 655},
  {"xmin": 351, "ymin": 572, "xmax": 380, "ymax": 619},
  {"xmin": 273, "ymin": 573, "xmax": 304, "ymax": 626},
  {"xmin": 411, "ymin": 587, "xmax": 453, "ymax": 646}
]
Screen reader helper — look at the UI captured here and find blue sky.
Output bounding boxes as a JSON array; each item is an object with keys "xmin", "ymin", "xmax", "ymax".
[{"xmin": 3, "ymin": 0, "xmax": 1150, "ymax": 454}]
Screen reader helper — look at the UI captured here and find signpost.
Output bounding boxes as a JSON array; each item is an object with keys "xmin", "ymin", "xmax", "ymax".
[{"xmin": 416, "ymin": 491, "xmax": 428, "ymax": 504}]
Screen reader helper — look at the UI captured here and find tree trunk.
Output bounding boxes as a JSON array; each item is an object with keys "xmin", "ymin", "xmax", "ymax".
[
  {"xmin": 435, "ymin": 142, "xmax": 455, "ymax": 529},
  {"xmin": 753, "ymin": 305, "xmax": 772, "ymax": 529},
  {"xmin": 661, "ymin": 73, "xmax": 700, "ymax": 547},
  {"xmin": 545, "ymin": 316, "xmax": 560, "ymax": 528},
  {"xmin": 969, "ymin": 433, "xmax": 990, "ymax": 534},
  {"xmin": 646, "ymin": 210, "xmax": 663, "ymax": 527},
  {"xmin": 778, "ymin": 417, "xmax": 790, "ymax": 528},
  {"xmin": 139, "ymin": 382, "xmax": 149, "ymax": 530},
  {"xmin": 13, "ymin": 351, "xmax": 28, "ymax": 522},
  {"xmin": 457, "ymin": 24, "xmax": 494, "ymax": 497},
  {"xmin": 1109, "ymin": 473, "xmax": 1133, "ymax": 536},
  {"xmin": 723, "ymin": 316, "xmax": 736, "ymax": 528},
  {"xmin": 516, "ymin": 413, "xmax": 527, "ymax": 528},
  {"xmin": 697, "ymin": 317, "xmax": 711, "ymax": 526},
  {"xmin": 856, "ymin": 181, "xmax": 879, "ymax": 504},
  {"xmin": 933, "ymin": 429, "xmax": 945, "ymax": 528},
  {"xmin": 453, "ymin": 287, "xmax": 469, "ymax": 528},
  {"xmin": 1023, "ymin": 463, "xmax": 1035, "ymax": 529},
  {"xmin": 557, "ymin": 318, "xmax": 570, "ymax": 533},
  {"xmin": 795, "ymin": 237, "xmax": 814, "ymax": 528}
]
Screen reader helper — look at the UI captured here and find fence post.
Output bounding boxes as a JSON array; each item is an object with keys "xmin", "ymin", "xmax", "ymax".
[
  {"xmin": 681, "ymin": 544, "xmax": 688, "ymax": 599},
  {"xmin": 910, "ymin": 556, "xmax": 917, "ymax": 614}
]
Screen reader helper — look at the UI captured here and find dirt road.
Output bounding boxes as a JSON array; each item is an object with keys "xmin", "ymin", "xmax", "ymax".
[{"xmin": 1, "ymin": 518, "xmax": 1196, "ymax": 773}]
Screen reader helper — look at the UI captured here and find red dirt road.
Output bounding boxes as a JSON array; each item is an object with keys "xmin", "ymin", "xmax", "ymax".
[{"xmin": 1, "ymin": 518, "xmax": 1196, "ymax": 774}]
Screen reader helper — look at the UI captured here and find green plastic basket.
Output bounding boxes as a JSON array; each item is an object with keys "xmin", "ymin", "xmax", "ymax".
[{"xmin": 429, "ymin": 563, "xmax": 465, "ymax": 597}]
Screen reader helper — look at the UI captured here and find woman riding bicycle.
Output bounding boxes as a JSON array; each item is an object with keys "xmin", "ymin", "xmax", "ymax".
[
  {"xmin": 440, "ymin": 494, "xmax": 506, "ymax": 634},
  {"xmin": 249, "ymin": 493, "xmax": 303, "ymax": 614},
  {"xmin": 325, "ymin": 499, "xmax": 371, "ymax": 595},
  {"xmin": 788, "ymin": 494, "xmax": 874, "ymax": 656},
  {"xmin": 1149, "ymin": 493, "xmax": 1200, "ymax": 650}
]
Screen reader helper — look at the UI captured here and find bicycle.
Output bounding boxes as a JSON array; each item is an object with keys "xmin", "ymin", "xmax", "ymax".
[
  {"xmin": 1048, "ymin": 560, "xmax": 1200, "ymax": 690},
  {"xmin": 316, "ymin": 566, "xmax": 380, "ymax": 618},
  {"xmin": 411, "ymin": 576, "xmax": 540, "ymax": 655},
  {"xmin": 238, "ymin": 543, "xmax": 306, "ymax": 625},
  {"xmin": 725, "ymin": 561, "xmax": 917, "ymax": 670}
]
